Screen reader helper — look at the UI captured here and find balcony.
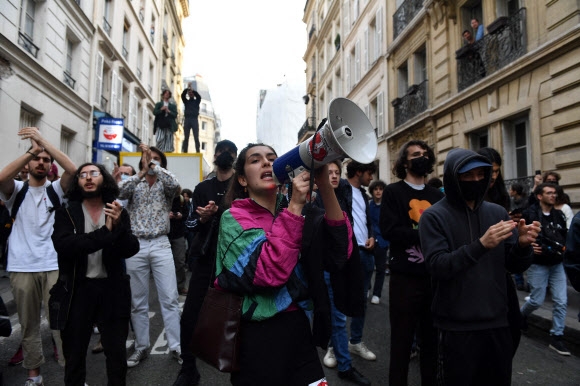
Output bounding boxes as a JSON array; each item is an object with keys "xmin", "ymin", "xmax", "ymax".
[
  {"xmin": 63, "ymin": 71, "xmax": 76, "ymax": 89},
  {"xmin": 103, "ymin": 17, "xmax": 112, "ymax": 36},
  {"xmin": 505, "ymin": 175, "xmax": 534, "ymax": 198},
  {"xmin": 393, "ymin": 0, "xmax": 423, "ymax": 39},
  {"xmin": 18, "ymin": 32, "xmax": 39, "ymax": 58},
  {"xmin": 456, "ymin": 8, "xmax": 527, "ymax": 92},
  {"xmin": 392, "ymin": 80, "xmax": 428, "ymax": 127},
  {"xmin": 298, "ymin": 117, "xmax": 317, "ymax": 142}
]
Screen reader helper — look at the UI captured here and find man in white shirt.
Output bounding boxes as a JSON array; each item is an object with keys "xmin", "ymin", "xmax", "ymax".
[{"xmin": 0, "ymin": 127, "xmax": 76, "ymax": 386}]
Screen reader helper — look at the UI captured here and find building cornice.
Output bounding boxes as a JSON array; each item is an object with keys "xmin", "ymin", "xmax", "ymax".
[{"xmin": 63, "ymin": 0, "xmax": 95, "ymax": 37}]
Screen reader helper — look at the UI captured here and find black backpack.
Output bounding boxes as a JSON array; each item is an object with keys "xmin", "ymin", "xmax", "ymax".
[{"xmin": 0, "ymin": 181, "xmax": 61, "ymax": 247}]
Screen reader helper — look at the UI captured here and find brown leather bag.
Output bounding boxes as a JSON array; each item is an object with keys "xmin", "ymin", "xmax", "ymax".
[{"xmin": 190, "ymin": 287, "xmax": 243, "ymax": 372}]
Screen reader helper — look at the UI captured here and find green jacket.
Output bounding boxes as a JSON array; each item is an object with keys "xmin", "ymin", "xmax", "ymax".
[{"xmin": 153, "ymin": 100, "xmax": 178, "ymax": 133}]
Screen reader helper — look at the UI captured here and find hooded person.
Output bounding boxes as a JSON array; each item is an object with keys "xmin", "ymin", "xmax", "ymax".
[{"xmin": 418, "ymin": 148, "xmax": 540, "ymax": 386}]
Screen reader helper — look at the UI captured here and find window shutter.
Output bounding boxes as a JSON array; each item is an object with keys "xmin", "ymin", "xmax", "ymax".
[
  {"xmin": 116, "ymin": 76, "xmax": 123, "ymax": 119},
  {"xmin": 95, "ymin": 52, "xmax": 104, "ymax": 106},
  {"xmin": 378, "ymin": 92, "xmax": 384, "ymax": 136},
  {"xmin": 142, "ymin": 106, "xmax": 149, "ymax": 143},
  {"xmin": 355, "ymin": 40, "xmax": 361, "ymax": 83},
  {"xmin": 111, "ymin": 71, "xmax": 118, "ymax": 117},
  {"xmin": 376, "ymin": 8, "xmax": 383, "ymax": 61},
  {"xmin": 364, "ymin": 27, "xmax": 369, "ymax": 71}
]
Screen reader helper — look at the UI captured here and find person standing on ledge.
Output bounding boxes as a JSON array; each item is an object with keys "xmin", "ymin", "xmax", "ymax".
[{"xmin": 181, "ymin": 82, "xmax": 202, "ymax": 153}]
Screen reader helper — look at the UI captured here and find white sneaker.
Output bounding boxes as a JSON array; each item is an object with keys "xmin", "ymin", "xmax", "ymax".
[
  {"xmin": 323, "ymin": 347, "xmax": 337, "ymax": 368},
  {"xmin": 171, "ymin": 350, "xmax": 184, "ymax": 365},
  {"xmin": 371, "ymin": 295, "xmax": 380, "ymax": 305},
  {"xmin": 24, "ymin": 375, "xmax": 43, "ymax": 386},
  {"xmin": 348, "ymin": 342, "xmax": 376, "ymax": 361},
  {"xmin": 127, "ymin": 349, "xmax": 148, "ymax": 368}
]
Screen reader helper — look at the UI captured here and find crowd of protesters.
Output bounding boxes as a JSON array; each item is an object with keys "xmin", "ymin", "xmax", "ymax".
[{"xmin": 1, "ymin": 127, "xmax": 579, "ymax": 386}]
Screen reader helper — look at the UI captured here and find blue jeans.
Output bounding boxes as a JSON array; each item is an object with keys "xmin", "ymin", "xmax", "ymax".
[
  {"xmin": 350, "ymin": 248, "xmax": 375, "ymax": 344},
  {"xmin": 324, "ymin": 271, "xmax": 351, "ymax": 371},
  {"xmin": 520, "ymin": 263, "xmax": 567, "ymax": 336}
]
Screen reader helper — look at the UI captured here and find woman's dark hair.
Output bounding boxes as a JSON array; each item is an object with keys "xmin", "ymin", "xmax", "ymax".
[
  {"xmin": 223, "ymin": 143, "xmax": 277, "ymax": 209},
  {"xmin": 369, "ymin": 179, "xmax": 387, "ymax": 192},
  {"xmin": 392, "ymin": 140, "xmax": 435, "ymax": 179},
  {"xmin": 138, "ymin": 146, "xmax": 167, "ymax": 170},
  {"xmin": 542, "ymin": 171, "xmax": 561, "ymax": 183},
  {"xmin": 181, "ymin": 188, "xmax": 193, "ymax": 198},
  {"xmin": 477, "ymin": 147, "xmax": 510, "ymax": 210},
  {"xmin": 554, "ymin": 185, "xmax": 570, "ymax": 206},
  {"xmin": 65, "ymin": 163, "xmax": 119, "ymax": 203}
]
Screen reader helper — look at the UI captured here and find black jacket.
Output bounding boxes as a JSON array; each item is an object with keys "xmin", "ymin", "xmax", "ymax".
[
  {"xmin": 523, "ymin": 203, "xmax": 567, "ymax": 266},
  {"xmin": 419, "ymin": 148, "xmax": 533, "ymax": 331},
  {"xmin": 181, "ymin": 89, "xmax": 201, "ymax": 117},
  {"xmin": 49, "ymin": 201, "xmax": 139, "ymax": 330}
]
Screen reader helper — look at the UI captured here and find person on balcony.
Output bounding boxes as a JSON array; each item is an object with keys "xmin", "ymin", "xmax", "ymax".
[{"xmin": 471, "ymin": 18, "xmax": 484, "ymax": 41}]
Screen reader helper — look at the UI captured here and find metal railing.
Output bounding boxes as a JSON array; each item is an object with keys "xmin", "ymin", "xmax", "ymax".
[
  {"xmin": 18, "ymin": 32, "xmax": 39, "ymax": 58},
  {"xmin": 308, "ymin": 25, "xmax": 316, "ymax": 41},
  {"xmin": 122, "ymin": 46, "xmax": 128, "ymax": 60},
  {"xmin": 392, "ymin": 80, "xmax": 428, "ymax": 127},
  {"xmin": 504, "ymin": 175, "xmax": 534, "ymax": 197},
  {"xmin": 137, "ymin": 68, "xmax": 142, "ymax": 80},
  {"xmin": 393, "ymin": 0, "xmax": 423, "ymax": 39},
  {"xmin": 63, "ymin": 71, "xmax": 76, "ymax": 89},
  {"xmin": 298, "ymin": 117, "xmax": 317, "ymax": 141},
  {"xmin": 456, "ymin": 8, "xmax": 527, "ymax": 92},
  {"xmin": 139, "ymin": 10, "xmax": 144, "ymax": 23},
  {"xmin": 103, "ymin": 17, "xmax": 112, "ymax": 36}
]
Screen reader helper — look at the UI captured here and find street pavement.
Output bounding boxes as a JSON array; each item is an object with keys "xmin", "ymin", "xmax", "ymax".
[{"xmin": 1, "ymin": 270, "xmax": 580, "ymax": 385}]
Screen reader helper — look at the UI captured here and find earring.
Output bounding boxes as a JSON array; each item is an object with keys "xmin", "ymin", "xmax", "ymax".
[{"xmin": 244, "ymin": 187, "xmax": 247, "ymax": 193}]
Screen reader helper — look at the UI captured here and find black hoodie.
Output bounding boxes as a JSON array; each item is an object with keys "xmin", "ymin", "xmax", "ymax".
[{"xmin": 419, "ymin": 148, "xmax": 533, "ymax": 331}]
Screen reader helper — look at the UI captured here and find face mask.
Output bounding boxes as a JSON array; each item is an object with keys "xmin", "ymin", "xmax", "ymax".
[
  {"xmin": 214, "ymin": 151, "xmax": 235, "ymax": 170},
  {"xmin": 120, "ymin": 174, "xmax": 130, "ymax": 181},
  {"xmin": 408, "ymin": 156, "xmax": 431, "ymax": 176},
  {"xmin": 458, "ymin": 180, "xmax": 488, "ymax": 202},
  {"xmin": 147, "ymin": 160, "xmax": 160, "ymax": 175}
]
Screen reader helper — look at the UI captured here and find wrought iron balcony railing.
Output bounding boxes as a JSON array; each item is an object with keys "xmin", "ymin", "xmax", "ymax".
[
  {"xmin": 103, "ymin": 17, "xmax": 112, "ymax": 36},
  {"xmin": 456, "ymin": 8, "xmax": 527, "ymax": 92},
  {"xmin": 18, "ymin": 32, "xmax": 39, "ymax": 58},
  {"xmin": 393, "ymin": 0, "xmax": 423, "ymax": 39},
  {"xmin": 63, "ymin": 71, "xmax": 76, "ymax": 89},
  {"xmin": 504, "ymin": 175, "xmax": 534, "ymax": 198},
  {"xmin": 298, "ymin": 117, "xmax": 317, "ymax": 141},
  {"xmin": 392, "ymin": 80, "xmax": 428, "ymax": 127}
]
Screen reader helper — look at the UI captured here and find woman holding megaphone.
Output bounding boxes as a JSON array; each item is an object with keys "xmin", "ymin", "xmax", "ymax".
[{"xmin": 214, "ymin": 143, "xmax": 356, "ymax": 385}]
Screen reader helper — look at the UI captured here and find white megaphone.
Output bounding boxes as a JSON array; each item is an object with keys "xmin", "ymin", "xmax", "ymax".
[{"xmin": 273, "ymin": 97, "xmax": 378, "ymax": 185}]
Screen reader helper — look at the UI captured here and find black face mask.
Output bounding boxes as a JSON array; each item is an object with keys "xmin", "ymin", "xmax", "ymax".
[
  {"xmin": 408, "ymin": 156, "xmax": 431, "ymax": 176},
  {"xmin": 214, "ymin": 151, "xmax": 235, "ymax": 170},
  {"xmin": 459, "ymin": 179, "xmax": 488, "ymax": 202}
]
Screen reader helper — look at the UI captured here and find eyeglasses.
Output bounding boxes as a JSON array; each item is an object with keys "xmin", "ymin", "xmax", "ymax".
[{"xmin": 78, "ymin": 170, "xmax": 101, "ymax": 179}]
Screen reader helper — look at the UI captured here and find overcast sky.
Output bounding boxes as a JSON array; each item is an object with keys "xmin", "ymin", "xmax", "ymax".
[{"xmin": 182, "ymin": 1, "xmax": 307, "ymax": 151}]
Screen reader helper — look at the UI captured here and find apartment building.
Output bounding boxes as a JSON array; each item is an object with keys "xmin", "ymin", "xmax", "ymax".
[
  {"xmin": 303, "ymin": 0, "xmax": 580, "ymax": 208},
  {"xmin": 0, "ymin": 0, "xmax": 188, "ymax": 171},
  {"xmin": 0, "ymin": 0, "xmax": 94, "ymax": 168}
]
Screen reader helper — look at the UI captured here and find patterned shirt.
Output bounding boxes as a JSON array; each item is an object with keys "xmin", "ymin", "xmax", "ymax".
[{"xmin": 118, "ymin": 166, "xmax": 180, "ymax": 239}]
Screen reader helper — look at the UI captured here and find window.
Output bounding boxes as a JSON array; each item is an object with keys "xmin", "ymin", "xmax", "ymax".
[
  {"xmin": 150, "ymin": 16, "xmax": 156, "ymax": 45},
  {"xmin": 122, "ymin": 21, "xmax": 130, "ymax": 60},
  {"xmin": 502, "ymin": 116, "xmax": 530, "ymax": 179},
  {"xmin": 202, "ymin": 121, "xmax": 207, "ymax": 131},
  {"xmin": 414, "ymin": 48, "xmax": 427, "ymax": 84},
  {"xmin": 468, "ymin": 127, "xmax": 489, "ymax": 150},
  {"xmin": 369, "ymin": 92, "xmax": 385, "ymax": 136},
  {"xmin": 111, "ymin": 71, "xmax": 123, "ymax": 118},
  {"xmin": 60, "ymin": 128, "xmax": 74, "ymax": 155},
  {"xmin": 374, "ymin": 8, "xmax": 383, "ymax": 63},
  {"xmin": 142, "ymin": 106, "xmax": 149, "ymax": 143},
  {"xmin": 95, "ymin": 52, "xmax": 104, "ymax": 106},
  {"xmin": 103, "ymin": 0, "xmax": 112, "ymax": 36},
  {"xmin": 148, "ymin": 62, "xmax": 154, "ymax": 94},
  {"xmin": 21, "ymin": 0, "xmax": 35, "ymax": 38},
  {"xmin": 201, "ymin": 142, "xmax": 206, "ymax": 151},
  {"xmin": 20, "ymin": 106, "xmax": 39, "ymax": 129},
  {"xmin": 397, "ymin": 62, "xmax": 408, "ymax": 97},
  {"xmin": 364, "ymin": 28, "xmax": 369, "ymax": 72},
  {"xmin": 128, "ymin": 90, "xmax": 137, "ymax": 132},
  {"xmin": 137, "ymin": 45, "xmax": 143, "ymax": 80}
]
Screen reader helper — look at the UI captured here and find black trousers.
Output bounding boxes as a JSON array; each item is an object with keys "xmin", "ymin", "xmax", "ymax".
[
  {"xmin": 182, "ymin": 117, "xmax": 200, "ymax": 153},
  {"xmin": 231, "ymin": 310, "xmax": 325, "ymax": 386},
  {"xmin": 437, "ymin": 327, "xmax": 513, "ymax": 386},
  {"xmin": 179, "ymin": 256, "xmax": 213, "ymax": 376},
  {"xmin": 389, "ymin": 272, "xmax": 437, "ymax": 386},
  {"xmin": 61, "ymin": 278, "xmax": 129, "ymax": 386}
]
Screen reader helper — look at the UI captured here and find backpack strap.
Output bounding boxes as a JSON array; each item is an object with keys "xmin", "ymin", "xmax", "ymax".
[
  {"xmin": 46, "ymin": 184, "xmax": 62, "ymax": 213},
  {"xmin": 10, "ymin": 181, "xmax": 30, "ymax": 220}
]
